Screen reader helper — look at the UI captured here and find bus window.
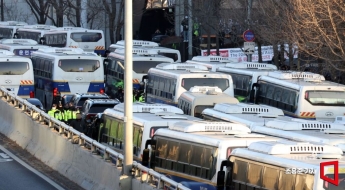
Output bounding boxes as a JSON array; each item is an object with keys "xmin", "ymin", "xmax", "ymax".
[
  {"xmin": 0, "ymin": 62, "xmax": 29, "ymax": 75},
  {"xmin": 323, "ymin": 174, "xmax": 345, "ymax": 190},
  {"xmin": 181, "ymin": 78, "xmax": 229, "ymax": 91},
  {"xmin": 71, "ymin": 33, "xmax": 102, "ymax": 42},
  {"xmin": 58, "ymin": 59, "xmax": 100, "ymax": 72},
  {"xmin": 133, "ymin": 61, "xmax": 169, "ymax": 74},
  {"xmin": 305, "ymin": 91, "xmax": 345, "ymax": 106}
]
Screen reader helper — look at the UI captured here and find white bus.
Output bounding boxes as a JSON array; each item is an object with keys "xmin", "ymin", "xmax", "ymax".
[
  {"xmin": 186, "ymin": 55, "xmax": 238, "ymax": 72},
  {"xmin": 0, "ymin": 39, "xmax": 49, "ymax": 57},
  {"xmin": 217, "ymin": 61, "xmax": 277, "ymax": 102},
  {"xmin": 109, "ymin": 40, "xmax": 182, "ymax": 62},
  {"xmin": 143, "ymin": 120, "xmax": 282, "ymax": 190},
  {"xmin": 96, "ymin": 102, "xmax": 201, "ymax": 162},
  {"xmin": 202, "ymin": 103, "xmax": 345, "ymax": 152},
  {"xmin": 0, "ymin": 21, "xmax": 27, "ymax": 39},
  {"xmin": 218, "ymin": 141, "xmax": 345, "ymax": 190},
  {"xmin": 177, "ymin": 86, "xmax": 239, "ymax": 118},
  {"xmin": 16, "ymin": 25, "xmax": 57, "ymax": 44},
  {"xmin": 43, "ymin": 27, "xmax": 106, "ymax": 55},
  {"xmin": 104, "ymin": 48, "xmax": 174, "ymax": 100},
  {"xmin": 31, "ymin": 47, "xmax": 104, "ymax": 109},
  {"xmin": 252, "ymin": 71, "xmax": 345, "ymax": 120},
  {"xmin": 145, "ymin": 63, "xmax": 234, "ymax": 106},
  {"xmin": 0, "ymin": 50, "xmax": 34, "ymax": 98},
  {"xmin": 187, "ymin": 56, "xmax": 277, "ymax": 102}
]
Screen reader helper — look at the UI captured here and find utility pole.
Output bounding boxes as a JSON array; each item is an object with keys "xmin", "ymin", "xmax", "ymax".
[
  {"xmin": 1, "ymin": 0, "xmax": 4, "ymax": 21},
  {"xmin": 188, "ymin": 0, "xmax": 192, "ymax": 59},
  {"xmin": 124, "ymin": 0, "xmax": 133, "ymax": 177},
  {"xmin": 247, "ymin": 0, "xmax": 253, "ymax": 62}
]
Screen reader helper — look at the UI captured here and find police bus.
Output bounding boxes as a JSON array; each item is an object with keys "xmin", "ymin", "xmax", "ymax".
[
  {"xmin": 187, "ymin": 56, "xmax": 277, "ymax": 102},
  {"xmin": 186, "ymin": 55, "xmax": 238, "ymax": 72},
  {"xmin": 142, "ymin": 120, "xmax": 282, "ymax": 190},
  {"xmin": 42, "ymin": 27, "xmax": 106, "ymax": 55},
  {"xmin": 0, "ymin": 50, "xmax": 34, "ymax": 98},
  {"xmin": 177, "ymin": 86, "xmax": 239, "ymax": 118},
  {"xmin": 95, "ymin": 102, "xmax": 201, "ymax": 162},
  {"xmin": 16, "ymin": 25, "xmax": 57, "ymax": 44},
  {"xmin": 217, "ymin": 141, "xmax": 345, "ymax": 190},
  {"xmin": 250, "ymin": 71, "xmax": 345, "ymax": 120},
  {"xmin": 104, "ymin": 48, "xmax": 174, "ymax": 100},
  {"xmin": 108, "ymin": 40, "xmax": 182, "ymax": 62},
  {"xmin": 145, "ymin": 63, "xmax": 234, "ymax": 106},
  {"xmin": 0, "ymin": 21, "xmax": 27, "ymax": 39},
  {"xmin": 0, "ymin": 39, "xmax": 49, "ymax": 57},
  {"xmin": 202, "ymin": 103, "xmax": 345, "ymax": 152},
  {"xmin": 31, "ymin": 47, "xmax": 104, "ymax": 109}
]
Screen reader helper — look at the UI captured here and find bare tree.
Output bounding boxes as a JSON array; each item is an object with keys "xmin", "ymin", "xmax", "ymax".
[
  {"xmin": 64, "ymin": 0, "xmax": 81, "ymax": 27},
  {"xmin": 47, "ymin": 0, "xmax": 66, "ymax": 27},
  {"xmin": 24, "ymin": 0, "xmax": 50, "ymax": 24},
  {"xmin": 101, "ymin": 0, "xmax": 124, "ymax": 43},
  {"xmin": 2, "ymin": 1, "xmax": 31, "ymax": 22},
  {"xmin": 288, "ymin": 0, "xmax": 345, "ymax": 73}
]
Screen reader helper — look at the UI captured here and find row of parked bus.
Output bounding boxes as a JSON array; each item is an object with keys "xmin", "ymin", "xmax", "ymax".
[{"xmin": 84, "ymin": 102, "xmax": 345, "ymax": 190}]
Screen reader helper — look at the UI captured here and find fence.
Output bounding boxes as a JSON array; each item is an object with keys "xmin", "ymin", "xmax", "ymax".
[{"xmin": 0, "ymin": 86, "xmax": 190, "ymax": 190}]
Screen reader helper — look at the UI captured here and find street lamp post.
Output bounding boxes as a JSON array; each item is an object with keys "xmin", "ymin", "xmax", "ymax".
[{"xmin": 247, "ymin": 0, "xmax": 253, "ymax": 62}]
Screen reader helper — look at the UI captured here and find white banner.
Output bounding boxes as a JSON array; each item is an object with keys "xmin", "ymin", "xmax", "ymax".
[{"xmin": 201, "ymin": 45, "xmax": 298, "ymax": 62}]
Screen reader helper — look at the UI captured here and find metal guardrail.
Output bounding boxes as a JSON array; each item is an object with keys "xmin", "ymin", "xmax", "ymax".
[{"xmin": 0, "ymin": 86, "xmax": 191, "ymax": 190}]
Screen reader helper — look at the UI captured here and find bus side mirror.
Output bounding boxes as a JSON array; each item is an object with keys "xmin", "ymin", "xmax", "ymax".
[
  {"xmin": 39, "ymin": 37, "xmax": 46, "ymax": 45},
  {"xmin": 249, "ymin": 83, "xmax": 259, "ymax": 104},
  {"xmin": 150, "ymin": 150, "xmax": 156, "ymax": 169},
  {"xmin": 13, "ymin": 33, "xmax": 19, "ymax": 39},
  {"xmin": 217, "ymin": 171, "xmax": 225, "ymax": 190},
  {"xmin": 142, "ymin": 149, "xmax": 150, "ymax": 167},
  {"xmin": 103, "ymin": 59, "xmax": 109, "ymax": 66}
]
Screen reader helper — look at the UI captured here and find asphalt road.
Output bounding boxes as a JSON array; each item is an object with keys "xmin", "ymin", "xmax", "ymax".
[{"xmin": 0, "ymin": 133, "xmax": 84, "ymax": 190}]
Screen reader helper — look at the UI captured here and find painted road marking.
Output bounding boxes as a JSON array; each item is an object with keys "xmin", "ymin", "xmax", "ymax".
[{"xmin": 0, "ymin": 152, "xmax": 13, "ymax": 162}]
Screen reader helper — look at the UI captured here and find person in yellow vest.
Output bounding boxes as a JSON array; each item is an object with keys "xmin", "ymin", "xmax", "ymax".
[
  {"xmin": 63, "ymin": 104, "xmax": 72, "ymax": 124},
  {"xmin": 48, "ymin": 104, "xmax": 57, "ymax": 118},
  {"xmin": 54, "ymin": 108, "xmax": 64, "ymax": 121}
]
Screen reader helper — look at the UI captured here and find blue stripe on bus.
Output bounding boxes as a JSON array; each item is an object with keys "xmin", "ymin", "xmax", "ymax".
[
  {"xmin": 53, "ymin": 82, "xmax": 71, "ymax": 92},
  {"xmin": 94, "ymin": 50, "xmax": 105, "ymax": 55},
  {"xmin": 17, "ymin": 85, "xmax": 34, "ymax": 95},
  {"xmin": 87, "ymin": 82, "xmax": 104, "ymax": 92}
]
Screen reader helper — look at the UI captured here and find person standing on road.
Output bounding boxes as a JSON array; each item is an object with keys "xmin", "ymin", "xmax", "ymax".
[{"xmin": 181, "ymin": 16, "xmax": 189, "ymax": 42}]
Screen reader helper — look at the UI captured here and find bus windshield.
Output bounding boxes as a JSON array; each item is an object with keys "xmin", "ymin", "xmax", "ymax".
[
  {"xmin": 132, "ymin": 61, "xmax": 170, "ymax": 74},
  {"xmin": 194, "ymin": 105, "xmax": 213, "ymax": 118},
  {"xmin": 71, "ymin": 32, "xmax": 102, "ymax": 42},
  {"xmin": 59, "ymin": 59, "xmax": 100, "ymax": 72},
  {"xmin": 0, "ymin": 28, "xmax": 13, "ymax": 38},
  {"xmin": 305, "ymin": 91, "xmax": 345, "ymax": 106},
  {"xmin": 323, "ymin": 174, "xmax": 345, "ymax": 189},
  {"xmin": 0, "ymin": 62, "xmax": 29, "ymax": 75},
  {"xmin": 181, "ymin": 78, "xmax": 229, "ymax": 91}
]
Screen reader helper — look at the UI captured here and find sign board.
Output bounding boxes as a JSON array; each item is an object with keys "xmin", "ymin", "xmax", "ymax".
[
  {"xmin": 244, "ymin": 42, "xmax": 255, "ymax": 54},
  {"xmin": 243, "ymin": 30, "xmax": 255, "ymax": 42}
]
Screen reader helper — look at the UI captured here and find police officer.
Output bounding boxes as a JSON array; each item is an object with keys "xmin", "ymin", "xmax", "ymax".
[
  {"xmin": 48, "ymin": 104, "xmax": 57, "ymax": 118},
  {"xmin": 63, "ymin": 104, "xmax": 72, "ymax": 124}
]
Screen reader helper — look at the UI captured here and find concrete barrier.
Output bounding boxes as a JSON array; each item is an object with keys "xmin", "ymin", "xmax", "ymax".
[{"xmin": 0, "ymin": 87, "xmax": 190, "ymax": 190}]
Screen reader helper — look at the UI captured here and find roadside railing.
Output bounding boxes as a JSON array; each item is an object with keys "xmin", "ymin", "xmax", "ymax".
[{"xmin": 0, "ymin": 86, "xmax": 190, "ymax": 190}]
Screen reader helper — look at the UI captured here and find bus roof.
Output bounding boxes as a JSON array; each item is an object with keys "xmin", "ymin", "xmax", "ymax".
[
  {"xmin": 191, "ymin": 55, "xmax": 236, "ymax": 63},
  {"xmin": 217, "ymin": 66, "xmax": 274, "ymax": 76},
  {"xmin": 45, "ymin": 27, "xmax": 104, "ymax": 33},
  {"xmin": 224, "ymin": 62, "xmax": 277, "ymax": 70},
  {"xmin": 155, "ymin": 120, "xmax": 281, "ymax": 148},
  {"xmin": 108, "ymin": 51, "xmax": 174, "ymax": 62},
  {"xmin": 179, "ymin": 90, "xmax": 239, "ymax": 105},
  {"xmin": 103, "ymin": 102, "xmax": 201, "ymax": 126},
  {"xmin": 112, "ymin": 40, "xmax": 159, "ymax": 47},
  {"xmin": 0, "ymin": 49, "xmax": 15, "ymax": 56},
  {"xmin": 21, "ymin": 24, "xmax": 57, "ymax": 30},
  {"xmin": 32, "ymin": 47, "xmax": 100, "ymax": 58},
  {"xmin": 149, "ymin": 66, "xmax": 233, "ymax": 79},
  {"xmin": 0, "ymin": 39, "xmax": 38, "ymax": 45},
  {"xmin": 230, "ymin": 141, "xmax": 345, "ymax": 169},
  {"xmin": 0, "ymin": 21, "xmax": 27, "ymax": 26},
  {"xmin": 259, "ymin": 75, "xmax": 345, "ymax": 90}
]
